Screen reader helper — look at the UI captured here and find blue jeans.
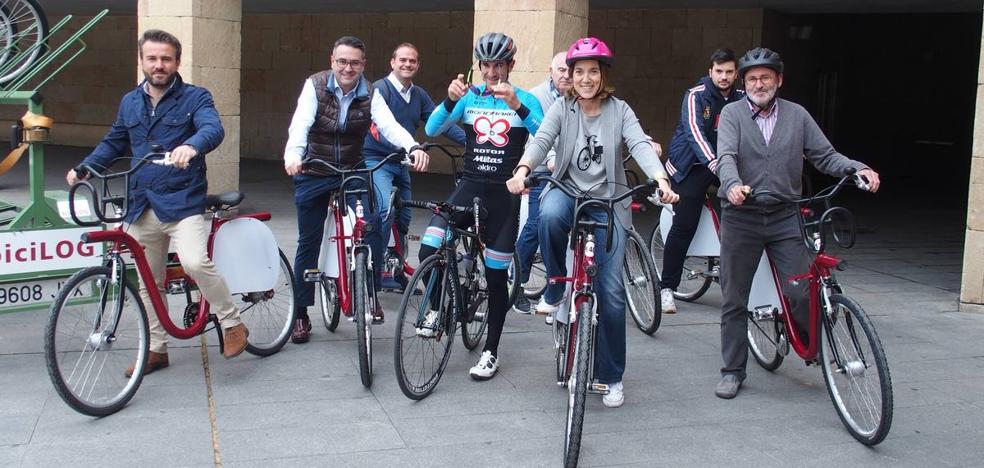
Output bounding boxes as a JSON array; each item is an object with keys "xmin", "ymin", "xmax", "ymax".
[
  {"xmin": 292, "ymin": 174, "xmax": 383, "ymax": 316},
  {"xmin": 366, "ymin": 158, "xmax": 412, "ymax": 248},
  {"xmin": 515, "ymin": 175, "xmax": 548, "ymax": 284},
  {"xmin": 539, "ymin": 188, "xmax": 628, "ymax": 384}
]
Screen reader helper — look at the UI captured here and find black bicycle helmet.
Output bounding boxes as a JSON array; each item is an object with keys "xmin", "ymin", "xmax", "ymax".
[
  {"xmin": 474, "ymin": 32, "xmax": 517, "ymax": 62},
  {"xmin": 738, "ymin": 47, "xmax": 783, "ymax": 77}
]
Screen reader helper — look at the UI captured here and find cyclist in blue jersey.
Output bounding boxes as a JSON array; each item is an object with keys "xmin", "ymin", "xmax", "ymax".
[{"xmin": 421, "ymin": 32, "xmax": 544, "ymax": 381}]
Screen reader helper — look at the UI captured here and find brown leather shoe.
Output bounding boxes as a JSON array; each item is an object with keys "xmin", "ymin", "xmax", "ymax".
[
  {"xmin": 291, "ymin": 317, "xmax": 311, "ymax": 344},
  {"xmin": 372, "ymin": 302, "xmax": 385, "ymax": 324},
  {"xmin": 223, "ymin": 323, "xmax": 249, "ymax": 359},
  {"xmin": 124, "ymin": 351, "xmax": 169, "ymax": 378}
]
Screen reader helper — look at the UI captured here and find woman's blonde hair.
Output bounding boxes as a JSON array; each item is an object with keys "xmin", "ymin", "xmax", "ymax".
[{"xmin": 565, "ymin": 61, "xmax": 615, "ymax": 100}]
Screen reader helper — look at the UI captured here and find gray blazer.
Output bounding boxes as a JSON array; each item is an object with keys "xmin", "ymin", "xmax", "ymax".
[{"xmin": 521, "ymin": 96, "xmax": 668, "ymax": 229}]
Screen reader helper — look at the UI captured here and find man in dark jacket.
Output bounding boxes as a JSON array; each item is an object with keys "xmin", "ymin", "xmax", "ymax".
[
  {"xmin": 283, "ymin": 36, "xmax": 429, "ymax": 343},
  {"xmin": 66, "ymin": 29, "xmax": 247, "ymax": 376},
  {"xmin": 660, "ymin": 49, "xmax": 743, "ymax": 314}
]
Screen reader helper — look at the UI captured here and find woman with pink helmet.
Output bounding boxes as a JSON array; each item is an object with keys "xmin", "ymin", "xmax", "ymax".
[{"xmin": 506, "ymin": 37, "xmax": 679, "ymax": 408}]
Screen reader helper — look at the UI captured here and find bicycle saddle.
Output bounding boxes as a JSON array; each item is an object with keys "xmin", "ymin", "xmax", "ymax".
[{"xmin": 206, "ymin": 191, "xmax": 244, "ymax": 211}]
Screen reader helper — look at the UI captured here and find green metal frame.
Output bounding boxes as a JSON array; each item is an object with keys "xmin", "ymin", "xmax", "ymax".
[{"xmin": 0, "ymin": 10, "xmax": 110, "ymax": 313}]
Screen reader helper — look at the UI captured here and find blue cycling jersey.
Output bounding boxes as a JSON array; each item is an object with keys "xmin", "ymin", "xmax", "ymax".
[{"xmin": 425, "ymin": 85, "xmax": 543, "ymax": 182}]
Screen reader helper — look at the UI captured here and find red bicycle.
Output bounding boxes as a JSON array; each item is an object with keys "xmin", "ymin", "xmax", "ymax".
[
  {"xmin": 525, "ymin": 174, "xmax": 659, "ymax": 468},
  {"xmin": 302, "ymin": 150, "xmax": 410, "ymax": 388},
  {"xmin": 45, "ymin": 152, "xmax": 296, "ymax": 416},
  {"xmin": 745, "ymin": 172, "xmax": 893, "ymax": 445}
]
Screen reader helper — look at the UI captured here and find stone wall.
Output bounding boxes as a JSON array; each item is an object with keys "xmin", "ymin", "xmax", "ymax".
[
  {"xmin": 960, "ymin": 25, "xmax": 984, "ymax": 311},
  {"xmin": 0, "ymin": 14, "xmax": 136, "ymax": 146},
  {"xmin": 587, "ymin": 8, "xmax": 763, "ymax": 147}
]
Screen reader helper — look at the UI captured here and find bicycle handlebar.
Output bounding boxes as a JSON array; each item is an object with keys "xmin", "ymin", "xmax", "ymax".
[
  {"xmin": 399, "ymin": 197, "xmax": 485, "ymax": 236},
  {"xmin": 69, "ymin": 151, "xmax": 172, "ymax": 226},
  {"xmin": 300, "ymin": 149, "xmax": 410, "ymax": 177},
  {"xmin": 525, "ymin": 174, "xmax": 660, "ymax": 252}
]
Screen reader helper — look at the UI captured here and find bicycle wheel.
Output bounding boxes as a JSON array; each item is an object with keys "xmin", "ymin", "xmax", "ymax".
[
  {"xmin": 746, "ymin": 308, "xmax": 784, "ymax": 371},
  {"xmin": 563, "ymin": 299, "xmax": 592, "ymax": 468},
  {"xmin": 320, "ymin": 276, "xmax": 340, "ymax": 331},
  {"xmin": 0, "ymin": 0, "xmax": 48, "ymax": 84},
  {"xmin": 624, "ymin": 229, "xmax": 661, "ymax": 335},
  {"xmin": 461, "ymin": 255, "xmax": 489, "ymax": 351},
  {"xmin": 821, "ymin": 294, "xmax": 893, "ymax": 445},
  {"xmin": 45, "ymin": 266, "xmax": 149, "ymax": 416},
  {"xmin": 506, "ymin": 251, "xmax": 521, "ymax": 307},
  {"xmin": 393, "ymin": 254, "xmax": 458, "ymax": 400},
  {"xmin": 554, "ymin": 320, "xmax": 569, "ymax": 384},
  {"xmin": 524, "ymin": 252, "xmax": 548, "ymax": 299},
  {"xmin": 648, "ymin": 223, "xmax": 713, "ymax": 302},
  {"xmin": 243, "ymin": 250, "xmax": 296, "ymax": 356},
  {"xmin": 353, "ymin": 249, "xmax": 373, "ymax": 388}
]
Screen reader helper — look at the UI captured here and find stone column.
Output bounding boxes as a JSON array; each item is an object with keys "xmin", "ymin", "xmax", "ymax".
[
  {"xmin": 137, "ymin": 0, "xmax": 242, "ymax": 193},
  {"xmin": 473, "ymin": 0, "xmax": 588, "ymax": 90},
  {"xmin": 961, "ymin": 25, "xmax": 984, "ymax": 313}
]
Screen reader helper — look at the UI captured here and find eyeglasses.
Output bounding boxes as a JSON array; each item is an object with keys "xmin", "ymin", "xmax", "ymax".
[
  {"xmin": 744, "ymin": 74, "xmax": 775, "ymax": 86},
  {"xmin": 465, "ymin": 61, "xmax": 509, "ymax": 97},
  {"xmin": 334, "ymin": 58, "xmax": 365, "ymax": 70}
]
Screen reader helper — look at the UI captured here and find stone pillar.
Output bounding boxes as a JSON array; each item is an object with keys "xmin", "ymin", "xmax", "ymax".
[
  {"xmin": 473, "ymin": 0, "xmax": 588, "ymax": 90},
  {"xmin": 961, "ymin": 24, "xmax": 984, "ymax": 313},
  {"xmin": 137, "ymin": 0, "xmax": 242, "ymax": 193}
]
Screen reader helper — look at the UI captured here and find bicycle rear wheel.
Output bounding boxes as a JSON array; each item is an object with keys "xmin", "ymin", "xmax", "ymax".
[
  {"xmin": 648, "ymin": 223, "xmax": 713, "ymax": 301},
  {"xmin": 320, "ymin": 276, "xmax": 340, "ymax": 331},
  {"xmin": 624, "ymin": 229, "xmax": 661, "ymax": 335},
  {"xmin": 45, "ymin": 266, "xmax": 149, "ymax": 416},
  {"xmin": 243, "ymin": 249, "xmax": 296, "ymax": 356},
  {"xmin": 461, "ymin": 255, "xmax": 489, "ymax": 351},
  {"xmin": 353, "ymin": 249, "xmax": 373, "ymax": 388},
  {"xmin": 563, "ymin": 299, "xmax": 592, "ymax": 468},
  {"xmin": 747, "ymin": 308, "xmax": 784, "ymax": 371},
  {"xmin": 394, "ymin": 254, "xmax": 458, "ymax": 400},
  {"xmin": 0, "ymin": 0, "xmax": 48, "ymax": 85},
  {"xmin": 821, "ymin": 294, "xmax": 893, "ymax": 445}
]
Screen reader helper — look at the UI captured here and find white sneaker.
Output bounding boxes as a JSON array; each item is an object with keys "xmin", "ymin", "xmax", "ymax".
[
  {"xmin": 415, "ymin": 309, "xmax": 440, "ymax": 337},
  {"xmin": 660, "ymin": 288, "xmax": 677, "ymax": 314},
  {"xmin": 603, "ymin": 381, "xmax": 624, "ymax": 408},
  {"xmin": 469, "ymin": 350, "xmax": 499, "ymax": 380}
]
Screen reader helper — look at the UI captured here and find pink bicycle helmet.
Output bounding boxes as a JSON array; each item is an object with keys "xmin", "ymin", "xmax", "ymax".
[{"xmin": 565, "ymin": 37, "xmax": 614, "ymax": 67}]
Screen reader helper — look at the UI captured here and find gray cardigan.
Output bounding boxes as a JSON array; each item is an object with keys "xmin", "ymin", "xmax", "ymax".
[
  {"xmin": 526, "ymin": 80, "xmax": 561, "ymax": 173},
  {"xmin": 521, "ymin": 96, "xmax": 668, "ymax": 229},
  {"xmin": 715, "ymin": 98, "xmax": 868, "ymax": 210}
]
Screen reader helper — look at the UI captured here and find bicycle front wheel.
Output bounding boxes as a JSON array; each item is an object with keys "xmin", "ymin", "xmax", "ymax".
[
  {"xmin": 563, "ymin": 299, "xmax": 592, "ymax": 468},
  {"xmin": 394, "ymin": 254, "xmax": 457, "ymax": 400},
  {"xmin": 506, "ymin": 251, "xmax": 521, "ymax": 307},
  {"xmin": 624, "ymin": 229, "xmax": 661, "ymax": 335},
  {"xmin": 353, "ymin": 249, "xmax": 373, "ymax": 388},
  {"xmin": 243, "ymin": 249, "xmax": 296, "ymax": 356},
  {"xmin": 648, "ymin": 223, "xmax": 713, "ymax": 302},
  {"xmin": 821, "ymin": 294, "xmax": 893, "ymax": 445},
  {"xmin": 461, "ymin": 255, "xmax": 489, "ymax": 351},
  {"xmin": 44, "ymin": 266, "xmax": 149, "ymax": 416},
  {"xmin": 747, "ymin": 308, "xmax": 785, "ymax": 371}
]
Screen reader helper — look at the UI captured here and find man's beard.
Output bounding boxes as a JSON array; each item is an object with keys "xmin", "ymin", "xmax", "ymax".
[
  {"xmin": 144, "ymin": 71, "xmax": 175, "ymax": 88},
  {"xmin": 749, "ymin": 88, "xmax": 776, "ymax": 108}
]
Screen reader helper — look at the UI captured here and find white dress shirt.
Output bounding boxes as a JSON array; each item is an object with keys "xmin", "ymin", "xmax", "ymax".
[
  {"xmin": 284, "ymin": 74, "xmax": 418, "ymax": 166},
  {"xmin": 386, "ymin": 72, "xmax": 413, "ymax": 104}
]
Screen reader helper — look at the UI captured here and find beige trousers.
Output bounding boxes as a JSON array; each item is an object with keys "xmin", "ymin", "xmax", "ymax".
[{"xmin": 128, "ymin": 209, "xmax": 241, "ymax": 353}]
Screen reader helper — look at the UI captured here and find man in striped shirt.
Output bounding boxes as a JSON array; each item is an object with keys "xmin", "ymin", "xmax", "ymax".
[
  {"xmin": 712, "ymin": 47, "xmax": 881, "ymax": 399},
  {"xmin": 660, "ymin": 49, "xmax": 742, "ymax": 314}
]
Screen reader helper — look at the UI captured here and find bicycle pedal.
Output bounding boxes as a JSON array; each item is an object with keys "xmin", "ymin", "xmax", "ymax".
[
  {"xmin": 303, "ymin": 269, "xmax": 322, "ymax": 282},
  {"xmin": 589, "ymin": 382, "xmax": 610, "ymax": 395},
  {"xmin": 407, "ymin": 234, "xmax": 421, "ymax": 241},
  {"xmin": 166, "ymin": 279, "xmax": 188, "ymax": 294}
]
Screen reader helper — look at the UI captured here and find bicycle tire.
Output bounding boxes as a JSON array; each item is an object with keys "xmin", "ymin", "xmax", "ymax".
[
  {"xmin": 821, "ymin": 294, "xmax": 893, "ymax": 446},
  {"xmin": 648, "ymin": 222, "xmax": 713, "ymax": 302},
  {"xmin": 244, "ymin": 249, "xmax": 296, "ymax": 356},
  {"xmin": 393, "ymin": 254, "xmax": 458, "ymax": 400},
  {"xmin": 507, "ymin": 251, "xmax": 521, "ymax": 307},
  {"xmin": 624, "ymin": 229, "xmax": 662, "ymax": 335},
  {"xmin": 353, "ymin": 249, "xmax": 373, "ymax": 388},
  {"xmin": 461, "ymin": 253, "xmax": 489, "ymax": 351},
  {"xmin": 0, "ymin": 0, "xmax": 48, "ymax": 85},
  {"xmin": 563, "ymin": 299, "xmax": 592, "ymax": 468},
  {"xmin": 45, "ymin": 266, "xmax": 149, "ymax": 416},
  {"xmin": 746, "ymin": 308, "xmax": 784, "ymax": 371},
  {"xmin": 320, "ymin": 276, "xmax": 340, "ymax": 331},
  {"xmin": 523, "ymin": 252, "xmax": 548, "ymax": 299}
]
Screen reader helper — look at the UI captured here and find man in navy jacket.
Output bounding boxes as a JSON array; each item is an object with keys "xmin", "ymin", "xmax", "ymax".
[
  {"xmin": 67, "ymin": 30, "xmax": 248, "ymax": 376},
  {"xmin": 660, "ymin": 48, "xmax": 743, "ymax": 314}
]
